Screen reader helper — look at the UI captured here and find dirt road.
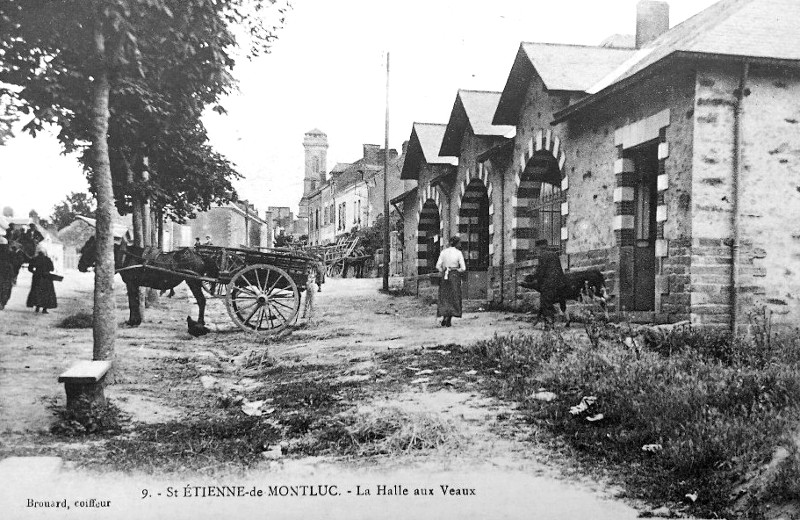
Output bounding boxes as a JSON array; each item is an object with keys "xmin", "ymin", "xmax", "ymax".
[{"xmin": 0, "ymin": 270, "xmax": 640, "ymax": 519}]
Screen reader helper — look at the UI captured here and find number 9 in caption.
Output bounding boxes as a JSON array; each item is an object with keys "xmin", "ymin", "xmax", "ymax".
[{"xmin": 141, "ymin": 489, "xmax": 150, "ymax": 499}]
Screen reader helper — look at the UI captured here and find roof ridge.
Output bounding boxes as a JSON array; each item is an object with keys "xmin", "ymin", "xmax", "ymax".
[
  {"xmin": 521, "ymin": 41, "xmax": 633, "ymax": 52},
  {"xmin": 413, "ymin": 122, "xmax": 448, "ymax": 127},
  {"xmin": 458, "ymin": 88, "xmax": 502, "ymax": 95}
]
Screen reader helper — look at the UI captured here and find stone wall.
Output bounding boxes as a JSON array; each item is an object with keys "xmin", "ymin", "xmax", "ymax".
[{"xmin": 692, "ymin": 63, "xmax": 800, "ymax": 330}]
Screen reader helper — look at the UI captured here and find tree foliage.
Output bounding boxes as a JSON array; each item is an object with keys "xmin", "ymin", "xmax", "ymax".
[
  {"xmin": 49, "ymin": 192, "xmax": 97, "ymax": 231},
  {"xmin": 0, "ymin": 0, "xmax": 288, "ymax": 357}
]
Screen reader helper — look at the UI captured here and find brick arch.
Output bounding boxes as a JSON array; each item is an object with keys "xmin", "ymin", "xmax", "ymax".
[
  {"xmin": 454, "ymin": 166, "xmax": 493, "ymax": 269},
  {"xmin": 455, "ymin": 164, "xmax": 495, "ymax": 261},
  {"xmin": 513, "ymin": 129, "xmax": 568, "ymax": 261},
  {"xmin": 415, "ymin": 184, "xmax": 444, "ymax": 274}
]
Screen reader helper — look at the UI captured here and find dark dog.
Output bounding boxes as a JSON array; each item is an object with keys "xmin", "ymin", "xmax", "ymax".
[{"xmin": 519, "ymin": 269, "xmax": 609, "ymax": 325}]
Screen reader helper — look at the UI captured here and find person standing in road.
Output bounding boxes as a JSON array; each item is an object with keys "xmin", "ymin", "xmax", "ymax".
[
  {"xmin": 26, "ymin": 247, "xmax": 57, "ymax": 313},
  {"xmin": 0, "ymin": 236, "xmax": 14, "ymax": 310},
  {"xmin": 435, "ymin": 235, "xmax": 467, "ymax": 327}
]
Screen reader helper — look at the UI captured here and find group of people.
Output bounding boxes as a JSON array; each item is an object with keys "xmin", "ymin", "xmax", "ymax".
[{"xmin": 0, "ymin": 222, "xmax": 58, "ymax": 313}]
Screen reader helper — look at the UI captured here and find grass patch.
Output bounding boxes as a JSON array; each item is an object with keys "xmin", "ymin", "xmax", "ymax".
[
  {"xmin": 50, "ymin": 400, "xmax": 127, "ymax": 437},
  {"xmin": 288, "ymin": 406, "xmax": 462, "ymax": 457},
  {"xmin": 450, "ymin": 327, "xmax": 800, "ymax": 518},
  {"xmin": 56, "ymin": 311, "xmax": 93, "ymax": 329},
  {"xmin": 98, "ymin": 415, "xmax": 281, "ymax": 474}
]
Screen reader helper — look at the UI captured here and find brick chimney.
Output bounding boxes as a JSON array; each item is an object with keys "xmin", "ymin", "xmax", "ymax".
[
  {"xmin": 363, "ymin": 144, "xmax": 381, "ymax": 164},
  {"xmin": 636, "ymin": 0, "xmax": 669, "ymax": 49}
]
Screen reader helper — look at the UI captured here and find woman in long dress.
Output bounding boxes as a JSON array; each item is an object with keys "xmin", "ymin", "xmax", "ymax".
[
  {"xmin": 0, "ymin": 237, "xmax": 14, "ymax": 310},
  {"xmin": 26, "ymin": 248, "xmax": 57, "ymax": 313},
  {"xmin": 435, "ymin": 235, "xmax": 467, "ymax": 327}
]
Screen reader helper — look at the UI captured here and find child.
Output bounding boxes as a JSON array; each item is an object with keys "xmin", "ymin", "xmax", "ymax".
[{"xmin": 302, "ymin": 267, "xmax": 318, "ymax": 322}]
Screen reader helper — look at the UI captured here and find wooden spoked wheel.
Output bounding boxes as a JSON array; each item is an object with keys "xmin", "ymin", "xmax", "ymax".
[
  {"xmin": 201, "ymin": 279, "xmax": 227, "ymax": 298},
  {"xmin": 224, "ymin": 264, "xmax": 300, "ymax": 333}
]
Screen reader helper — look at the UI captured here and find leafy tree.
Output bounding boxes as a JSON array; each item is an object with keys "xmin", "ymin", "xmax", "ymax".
[
  {"xmin": 0, "ymin": 0, "xmax": 287, "ymax": 360},
  {"xmin": 50, "ymin": 192, "xmax": 97, "ymax": 231},
  {"xmin": 2, "ymin": 207, "xmax": 13, "ymax": 218}
]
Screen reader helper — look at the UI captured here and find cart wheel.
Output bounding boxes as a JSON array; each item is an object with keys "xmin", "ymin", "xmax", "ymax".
[
  {"xmin": 225, "ymin": 264, "xmax": 300, "ymax": 333},
  {"xmin": 202, "ymin": 280, "xmax": 227, "ymax": 298}
]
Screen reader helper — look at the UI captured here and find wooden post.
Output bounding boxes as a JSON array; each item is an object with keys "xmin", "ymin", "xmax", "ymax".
[{"xmin": 382, "ymin": 51, "xmax": 390, "ymax": 292}]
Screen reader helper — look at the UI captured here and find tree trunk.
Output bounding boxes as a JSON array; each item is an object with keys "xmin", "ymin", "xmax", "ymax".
[
  {"xmin": 144, "ymin": 197, "xmax": 160, "ymax": 308},
  {"xmin": 127, "ymin": 155, "xmax": 145, "ymax": 324},
  {"xmin": 90, "ymin": 26, "xmax": 116, "ymax": 361}
]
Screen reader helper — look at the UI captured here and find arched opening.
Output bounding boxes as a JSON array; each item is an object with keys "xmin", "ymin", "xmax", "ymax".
[
  {"xmin": 417, "ymin": 200, "xmax": 441, "ymax": 275},
  {"xmin": 459, "ymin": 178, "xmax": 490, "ymax": 271},
  {"xmin": 519, "ymin": 151, "xmax": 563, "ymax": 255}
]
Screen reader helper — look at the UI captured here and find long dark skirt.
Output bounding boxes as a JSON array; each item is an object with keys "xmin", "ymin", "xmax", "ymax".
[
  {"xmin": 0, "ymin": 278, "xmax": 11, "ymax": 308},
  {"xmin": 26, "ymin": 274, "xmax": 57, "ymax": 309},
  {"xmin": 437, "ymin": 271, "xmax": 462, "ymax": 318}
]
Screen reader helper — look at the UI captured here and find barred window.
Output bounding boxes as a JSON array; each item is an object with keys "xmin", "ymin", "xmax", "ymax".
[{"xmin": 531, "ymin": 182, "xmax": 563, "ymax": 248}]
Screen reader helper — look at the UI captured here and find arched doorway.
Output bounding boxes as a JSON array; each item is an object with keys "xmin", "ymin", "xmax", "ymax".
[
  {"xmin": 519, "ymin": 151, "xmax": 563, "ymax": 255},
  {"xmin": 459, "ymin": 178, "xmax": 490, "ymax": 271},
  {"xmin": 417, "ymin": 199, "xmax": 441, "ymax": 275}
]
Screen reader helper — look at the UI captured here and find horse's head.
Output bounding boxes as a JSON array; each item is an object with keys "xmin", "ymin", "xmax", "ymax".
[
  {"xmin": 78, "ymin": 236, "xmax": 127, "ymax": 272},
  {"xmin": 77, "ymin": 236, "xmax": 96, "ymax": 272}
]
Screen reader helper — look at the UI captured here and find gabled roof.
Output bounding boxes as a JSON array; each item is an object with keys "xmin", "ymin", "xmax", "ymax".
[
  {"xmin": 401, "ymin": 123, "xmax": 457, "ymax": 180},
  {"xmin": 440, "ymin": 90, "xmax": 515, "ymax": 157},
  {"xmin": 493, "ymin": 43, "xmax": 635, "ymax": 126},
  {"xmin": 557, "ymin": 0, "xmax": 800, "ymax": 121}
]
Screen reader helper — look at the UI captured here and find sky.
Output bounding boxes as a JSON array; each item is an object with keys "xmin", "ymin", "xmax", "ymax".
[{"xmin": 0, "ymin": 0, "xmax": 718, "ymax": 221}]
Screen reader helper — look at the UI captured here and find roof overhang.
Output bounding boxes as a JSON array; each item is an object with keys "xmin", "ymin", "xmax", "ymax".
[
  {"xmin": 478, "ymin": 139, "xmax": 515, "ymax": 163},
  {"xmin": 552, "ymin": 51, "xmax": 800, "ymax": 125},
  {"xmin": 390, "ymin": 186, "xmax": 417, "ymax": 206}
]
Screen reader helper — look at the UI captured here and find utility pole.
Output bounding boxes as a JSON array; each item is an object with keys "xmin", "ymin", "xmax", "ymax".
[{"xmin": 382, "ymin": 52, "xmax": 391, "ymax": 292}]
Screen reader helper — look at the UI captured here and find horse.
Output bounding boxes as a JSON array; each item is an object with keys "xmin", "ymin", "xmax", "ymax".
[{"xmin": 78, "ymin": 236, "xmax": 215, "ymax": 327}]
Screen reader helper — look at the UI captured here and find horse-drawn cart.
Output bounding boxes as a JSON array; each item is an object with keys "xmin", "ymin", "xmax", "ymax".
[{"xmin": 116, "ymin": 245, "xmax": 316, "ymax": 334}]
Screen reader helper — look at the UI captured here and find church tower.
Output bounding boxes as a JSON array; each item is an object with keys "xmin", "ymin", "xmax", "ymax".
[{"xmin": 299, "ymin": 129, "xmax": 328, "ymax": 219}]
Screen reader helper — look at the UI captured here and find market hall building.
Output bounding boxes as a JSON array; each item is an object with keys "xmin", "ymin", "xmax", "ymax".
[{"xmin": 397, "ymin": 0, "xmax": 800, "ymax": 332}]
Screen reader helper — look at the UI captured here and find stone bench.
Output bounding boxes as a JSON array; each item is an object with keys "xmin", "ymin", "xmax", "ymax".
[{"xmin": 58, "ymin": 360, "xmax": 112, "ymax": 411}]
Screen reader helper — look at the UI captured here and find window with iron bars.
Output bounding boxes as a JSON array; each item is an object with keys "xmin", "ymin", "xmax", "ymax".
[{"xmin": 530, "ymin": 182, "xmax": 564, "ymax": 249}]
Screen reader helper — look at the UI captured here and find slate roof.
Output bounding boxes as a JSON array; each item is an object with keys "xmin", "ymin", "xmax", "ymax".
[
  {"xmin": 494, "ymin": 43, "xmax": 635, "ymax": 125},
  {"xmin": 440, "ymin": 90, "xmax": 515, "ymax": 157},
  {"xmin": 558, "ymin": 0, "xmax": 800, "ymax": 120},
  {"xmin": 401, "ymin": 123, "xmax": 457, "ymax": 180}
]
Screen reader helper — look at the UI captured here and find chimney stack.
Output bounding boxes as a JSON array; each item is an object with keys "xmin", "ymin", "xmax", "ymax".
[{"xmin": 636, "ymin": 0, "xmax": 669, "ymax": 49}]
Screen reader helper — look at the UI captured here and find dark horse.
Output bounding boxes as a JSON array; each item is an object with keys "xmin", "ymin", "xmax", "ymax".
[{"xmin": 78, "ymin": 236, "xmax": 215, "ymax": 326}]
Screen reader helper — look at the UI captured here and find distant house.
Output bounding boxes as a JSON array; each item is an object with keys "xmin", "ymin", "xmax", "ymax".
[
  {"xmin": 172, "ymin": 201, "xmax": 271, "ymax": 250},
  {"xmin": 58, "ymin": 214, "xmax": 133, "ymax": 269},
  {"xmin": 301, "ymin": 131, "xmax": 412, "ymax": 246}
]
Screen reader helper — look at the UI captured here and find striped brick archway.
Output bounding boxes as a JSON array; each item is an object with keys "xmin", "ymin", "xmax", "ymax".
[
  {"xmin": 416, "ymin": 184, "xmax": 444, "ymax": 274},
  {"xmin": 455, "ymin": 164, "xmax": 493, "ymax": 268},
  {"xmin": 513, "ymin": 129, "xmax": 568, "ymax": 261}
]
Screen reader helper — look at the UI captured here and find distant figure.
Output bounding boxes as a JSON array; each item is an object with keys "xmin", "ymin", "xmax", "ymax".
[
  {"xmin": 314, "ymin": 257, "xmax": 326, "ymax": 292},
  {"xmin": 203, "ymin": 235, "xmax": 213, "ymax": 245},
  {"xmin": 194, "ymin": 237, "xmax": 201, "ymax": 247},
  {"xmin": 26, "ymin": 247, "xmax": 57, "ymax": 313},
  {"xmin": 24, "ymin": 223, "xmax": 44, "ymax": 244},
  {"xmin": 302, "ymin": 267, "xmax": 318, "ymax": 322},
  {"xmin": 5, "ymin": 223, "xmax": 18, "ymax": 242},
  {"xmin": 0, "ymin": 237, "xmax": 13, "ymax": 310},
  {"xmin": 435, "ymin": 235, "xmax": 467, "ymax": 327}
]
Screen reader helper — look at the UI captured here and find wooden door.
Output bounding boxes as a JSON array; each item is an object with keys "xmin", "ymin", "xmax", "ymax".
[{"xmin": 632, "ymin": 143, "xmax": 659, "ymax": 312}]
